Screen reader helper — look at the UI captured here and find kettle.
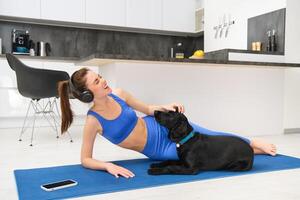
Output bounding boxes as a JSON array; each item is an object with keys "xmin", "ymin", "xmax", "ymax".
[{"xmin": 37, "ymin": 41, "xmax": 51, "ymax": 56}]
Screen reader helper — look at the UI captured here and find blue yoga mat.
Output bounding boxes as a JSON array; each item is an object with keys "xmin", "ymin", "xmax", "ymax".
[{"xmin": 14, "ymin": 154, "xmax": 300, "ymax": 200}]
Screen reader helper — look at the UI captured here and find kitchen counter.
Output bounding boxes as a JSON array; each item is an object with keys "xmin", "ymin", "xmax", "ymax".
[
  {"xmin": 0, "ymin": 54, "xmax": 80, "ymax": 62},
  {"xmin": 204, "ymin": 48, "xmax": 287, "ymax": 64},
  {"xmin": 1, "ymin": 52, "xmax": 300, "ymax": 67},
  {"xmin": 78, "ymin": 53, "xmax": 300, "ymax": 68}
]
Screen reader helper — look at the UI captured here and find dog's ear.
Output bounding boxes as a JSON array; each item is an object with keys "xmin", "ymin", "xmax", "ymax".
[
  {"xmin": 175, "ymin": 106, "xmax": 179, "ymax": 112},
  {"xmin": 154, "ymin": 110, "xmax": 161, "ymax": 116}
]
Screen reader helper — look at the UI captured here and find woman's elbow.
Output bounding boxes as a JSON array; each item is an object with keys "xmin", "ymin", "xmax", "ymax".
[{"xmin": 80, "ymin": 157, "xmax": 89, "ymax": 167}]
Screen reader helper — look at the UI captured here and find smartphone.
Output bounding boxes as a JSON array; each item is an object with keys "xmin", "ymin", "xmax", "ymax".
[{"xmin": 40, "ymin": 179, "xmax": 77, "ymax": 191}]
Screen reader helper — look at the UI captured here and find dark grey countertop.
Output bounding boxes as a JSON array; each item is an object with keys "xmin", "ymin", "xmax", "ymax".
[
  {"xmin": 80, "ymin": 53, "xmax": 300, "ymax": 67},
  {"xmin": 1, "ymin": 52, "xmax": 300, "ymax": 67},
  {"xmin": 208, "ymin": 48, "xmax": 285, "ymax": 55},
  {"xmin": 0, "ymin": 54, "xmax": 80, "ymax": 62}
]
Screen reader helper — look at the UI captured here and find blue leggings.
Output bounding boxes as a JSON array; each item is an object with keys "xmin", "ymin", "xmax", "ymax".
[{"xmin": 141, "ymin": 116, "xmax": 250, "ymax": 160}]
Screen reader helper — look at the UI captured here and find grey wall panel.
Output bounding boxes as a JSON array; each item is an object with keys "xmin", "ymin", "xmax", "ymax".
[
  {"xmin": 247, "ymin": 8, "xmax": 285, "ymax": 53},
  {"xmin": 0, "ymin": 21, "xmax": 203, "ymax": 59}
]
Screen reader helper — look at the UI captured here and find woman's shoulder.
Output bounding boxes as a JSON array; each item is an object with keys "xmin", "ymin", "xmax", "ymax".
[
  {"xmin": 111, "ymin": 88, "xmax": 126, "ymax": 101},
  {"xmin": 85, "ymin": 114, "xmax": 103, "ymax": 135}
]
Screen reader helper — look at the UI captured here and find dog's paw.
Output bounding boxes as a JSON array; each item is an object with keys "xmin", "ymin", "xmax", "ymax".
[{"xmin": 150, "ymin": 162, "xmax": 162, "ymax": 168}]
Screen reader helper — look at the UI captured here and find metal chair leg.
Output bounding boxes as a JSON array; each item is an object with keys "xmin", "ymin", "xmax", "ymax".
[
  {"xmin": 19, "ymin": 100, "xmax": 32, "ymax": 142},
  {"xmin": 30, "ymin": 112, "xmax": 36, "ymax": 147},
  {"xmin": 18, "ymin": 97, "xmax": 74, "ymax": 145},
  {"xmin": 34, "ymin": 99, "xmax": 57, "ymax": 135}
]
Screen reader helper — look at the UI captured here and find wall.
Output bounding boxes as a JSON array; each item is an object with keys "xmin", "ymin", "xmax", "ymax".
[
  {"xmin": 284, "ymin": 68, "xmax": 300, "ymax": 131},
  {"xmin": 204, "ymin": 0, "xmax": 286, "ymax": 52},
  {"xmin": 285, "ymin": 0, "xmax": 300, "ymax": 63},
  {"xmin": 282, "ymin": 0, "xmax": 300, "ymax": 131},
  {"xmin": 0, "ymin": 21, "xmax": 203, "ymax": 59},
  {"xmin": 99, "ymin": 62, "xmax": 285, "ymax": 137}
]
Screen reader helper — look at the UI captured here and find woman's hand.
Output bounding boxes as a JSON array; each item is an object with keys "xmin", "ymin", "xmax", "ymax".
[
  {"xmin": 105, "ymin": 162, "xmax": 135, "ymax": 178},
  {"xmin": 161, "ymin": 102, "xmax": 185, "ymax": 113}
]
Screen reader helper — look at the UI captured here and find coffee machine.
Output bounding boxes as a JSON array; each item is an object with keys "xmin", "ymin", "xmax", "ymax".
[{"xmin": 12, "ymin": 29, "xmax": 30, "ymax": 55}]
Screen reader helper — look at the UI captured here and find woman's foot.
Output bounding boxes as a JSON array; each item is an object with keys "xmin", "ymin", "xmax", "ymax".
[{"xmin": 250, "ymin": 139, "xmax": 277, "ymax": 156}]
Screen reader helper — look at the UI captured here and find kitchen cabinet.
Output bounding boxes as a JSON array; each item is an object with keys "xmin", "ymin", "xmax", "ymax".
[
  {"xmin": 86, "ymin": 0, "xmax": 126, "ymax": 27},
  {"xmin": 0, "ymin": 0, "xmax": 40, "ymax": 19},
  {"xmin": 162, "ymin": 0, "xmax": 195, "ymax": 32},
  {"xmin": 0, "ymin": 88, "xmax": 31, "ymax": 117},
  {"xmin": 126, "ymin": 0, "xmax": 162, "ymax": 30},
  {"xmin": 0, "ymin": 59, "xmax": 44, "ymax": 88},
  {"xmin": 41, "ymin": 0, "xmax": 85, "ymax": 23},
  {"xmin": 0, "ymin": 58, "xmax": 44, "ymax": 118},
  {"xmin": 0, "ymin": 59, "xmax": 17, "ymax": 88}
]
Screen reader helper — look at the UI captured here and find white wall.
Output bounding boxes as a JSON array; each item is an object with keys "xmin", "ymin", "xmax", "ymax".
[
  {"xmin": 284, "ymin": 68, "xmax": 300, "ymax": 130},
  {"xmin": 195, "ymin": 0, "xmax": 204, "ymax": 9},
  {"xmin": 282, "ymin": 0, "xmax": 300, "ymax": 131},
  {"xmin": 100, "ymin": 62, "xmax": 285, "ymax": 137},
  {"xmin": 204, "ymin": 0, "xmax": 286, "ymax": 52},
  {"xmin": 285, "ymin": 0, "xmax": 300, "ymax": 63}
]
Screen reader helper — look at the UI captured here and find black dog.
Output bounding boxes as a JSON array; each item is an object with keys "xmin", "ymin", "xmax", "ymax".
[{"xmin": 148, "ymin": 110, "xmax": 254, "ymax": 175}]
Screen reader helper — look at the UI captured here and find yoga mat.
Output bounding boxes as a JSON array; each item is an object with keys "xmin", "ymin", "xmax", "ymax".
[{"xmin": 14, "ymin": 154, "xmax": 300, "ymax": 200}]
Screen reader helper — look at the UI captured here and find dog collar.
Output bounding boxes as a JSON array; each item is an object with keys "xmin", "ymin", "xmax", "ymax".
[{"xmin": 176, "ymin": 130, "xmax": 195, "ymax": 147}]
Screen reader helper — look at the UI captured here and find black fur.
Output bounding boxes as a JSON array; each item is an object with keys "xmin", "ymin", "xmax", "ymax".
[{"xmin": 148, "ymin": 110, "xmax": 254, "ymax": 175}]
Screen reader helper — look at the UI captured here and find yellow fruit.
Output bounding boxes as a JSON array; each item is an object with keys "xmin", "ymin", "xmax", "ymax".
[{"xmin": 194, "ymin": 50, "xmax": 204, "ymax": 57}]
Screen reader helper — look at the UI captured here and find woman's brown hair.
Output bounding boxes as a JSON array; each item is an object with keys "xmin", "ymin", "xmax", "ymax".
[{"xmin": 58, "ymin": 68, "xmax": 89, "ymax": 134}]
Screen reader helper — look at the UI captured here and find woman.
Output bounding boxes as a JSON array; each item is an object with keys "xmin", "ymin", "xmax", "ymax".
[{"xmin": 58, "ymin": 68, "xmax": 277, "ymax": 178}]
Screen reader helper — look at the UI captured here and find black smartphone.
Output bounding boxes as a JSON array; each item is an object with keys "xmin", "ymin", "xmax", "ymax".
[{"xmin": 40, "ymin": 179, "xmax": 77, "ymax": 191}]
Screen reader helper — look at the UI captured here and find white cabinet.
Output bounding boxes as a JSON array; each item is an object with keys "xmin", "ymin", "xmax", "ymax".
[
  {"xmin": 162, "ymin": 0, "xmax": 195, "ymax": 32},
  {"xmin": 0, "ymin": 0, "xmax": 40, "ymax": 19},
  {"xmin": 0, "ymin": 58, "xmax": 44, "ymax": 88},
  {"xmin": 86, "ymin": 0, "xmax": 126, "ymax": 27},
  {"xmin": 0, "ymin": 59, "xmax": 17, "ymax": 88},
  {"xmin": 40, "ymin": 0, "xmax": 85, "ymax": 23},
  {"xmin": 126, "ymin": 0, "xmax": 162, "ymax": 30},
  {"xmin": 0, "ymin": 88, "xmax": 31, "ymax": 117},
  {"xmin": 0, "ymin": 0, "xmax": 197, "ymax": 33},
  {"xmin": 0, "ymin": 58, "xmax": 44, "ymax": 118}
]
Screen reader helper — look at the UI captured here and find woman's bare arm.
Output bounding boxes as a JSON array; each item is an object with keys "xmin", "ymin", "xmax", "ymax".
[
  {"xmin": 80, "ymin": 116, "xmax": 135, "ymax": 178},
  {"xmin": 80, "ymin": 116, "xmax": 107, "ymax": 170},
  {"xmin": 114, "ymin": 88, "xmax": 185, "ymax": 115}
]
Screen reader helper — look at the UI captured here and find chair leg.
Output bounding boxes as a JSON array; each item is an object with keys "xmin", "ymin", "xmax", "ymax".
[
  {"xmin": 35, "ymin": 100, "xmax": 59, "ymax": 137},
  {"xmin": 53, "ymin": 98, "xmax": 73, "ymax": 143},
  {"xmin": 19, "ymin": 100, "xmax": 32, "ymax": 142},
  {"xmin": 49, "ymin": 112, "xmax": 60, "ymax": 139},
  {"xmin": 30, "ymin": 112, "xmax": 37, "ymax": 147}
]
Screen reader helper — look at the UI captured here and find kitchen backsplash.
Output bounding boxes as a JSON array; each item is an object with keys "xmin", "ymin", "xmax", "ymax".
[
  {"xmin": 247, "ymin": 8, "xmax": 285, "ymax": 53},
  {"xmin": 0, "ymin": 21, "xmax": 203, "ymax": 58}
]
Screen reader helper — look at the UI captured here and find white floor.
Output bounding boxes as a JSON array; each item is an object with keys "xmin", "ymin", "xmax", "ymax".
[{"xmin": 1, "ymin": 126, "xmax": 300, "ymax": 200}]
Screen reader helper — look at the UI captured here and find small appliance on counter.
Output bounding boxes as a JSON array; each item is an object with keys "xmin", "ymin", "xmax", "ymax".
[
  {"xmin": 12, "ymin": 29, "xmax": 30, "ymax": 55},
  {"xmin": 37, "ymin": 41, "xmax": 51, "ymax": 57}
]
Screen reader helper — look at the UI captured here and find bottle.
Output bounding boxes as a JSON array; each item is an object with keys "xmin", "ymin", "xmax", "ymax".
[
  {"xmin": 271, "ymin": 29, "xmax": 277, "ymax": 52},
  {"xmin": 170, "ymin": 47, "xmax": 174, "ymax": 58},
  {"xmin": 266, "ymin": 30, "xmax": 271, "ymax": 52},
  {"xmin": 175, "ymin": 42, "xmax": 184, "ymax": 59}
]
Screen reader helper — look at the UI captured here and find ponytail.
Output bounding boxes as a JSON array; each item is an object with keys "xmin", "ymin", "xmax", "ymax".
[
  {"xmin": 58, "ymin": 67, "xmax": 89, "ymax": 134},
  {"xmin": 58, "ymin": 80, "xmax": 74, "ymax": 134}
]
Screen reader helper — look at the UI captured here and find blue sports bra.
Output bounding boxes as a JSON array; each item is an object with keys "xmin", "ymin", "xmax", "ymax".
[{"xmin": 87, "ymin": 93, "xmax": 138, "ymax": 144}]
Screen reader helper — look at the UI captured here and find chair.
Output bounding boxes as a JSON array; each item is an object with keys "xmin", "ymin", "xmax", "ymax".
[{"xmin": 6, "ymin": 53, "xmax": 73, "ymax": 146}]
